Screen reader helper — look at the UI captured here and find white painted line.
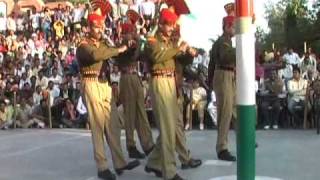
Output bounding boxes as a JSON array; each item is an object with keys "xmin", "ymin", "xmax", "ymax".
[
  {"xmin": 0, "ymin": 136, "xmax": 84, "ymax": 159},
  {"xmin": 0, "ymin": 131, "xmax": 42, "ymax": 141},
  {"xmin": 85, "ymin": 176, "xmax": 98, "ymax": 180},
  {"xmin": 209, "ymin": 175, "xmax": 283, "ymax": 180},
  {"xmin": 204, "ymin": 160, "xmax": 233, "ymax": 166},
  {"xmin": 54, "ymin": 131, "xmax": 92, "ymax": 137}
]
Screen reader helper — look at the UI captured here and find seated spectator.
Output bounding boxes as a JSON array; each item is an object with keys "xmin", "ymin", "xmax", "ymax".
[
  {"xmin": 110, "ymin": 65, "xmax": 121, "ymax": 85},
  {"xmin": 185, "ymin": 79, "xmax": 207, "ymax": 130},
  {"xmin": 47, "ymin": 80, "xmax": 60, "ymax": 106},
  {"xmin": 16, "ymin": 97, "xmax": 45, "ymax": 128},
  {"xmin": 59, "ymin": 82, "xmax": 73, "ymax": 100},
  {"xmin": 36, "ymin": 70, "xmax": 48, "ymax": 90},
  {"xmin": 260, "ymin": 70, "xmax": 285, "ymax": 130},
  {"xmin": 76, "ymin": 96, "xmax": 88, "ymax": 128},
  {"xmin": 0, "ymin": 99, "xmax": 14, "ymax": 130},
  {"xmin": 33, "ymin": 85, "xmax": 43, "ymax": 106},
  {"xmin": 31, "ymin": 99, "xmax": 49, "ymax": 127},
  {"xmin": 49, "ymin": 67, "xmax": 62, "ymax": 88},
  {"xmin": 61, "ymin": 98, "xmax": 77, "ymax": 128},
  {"xmin": 19, "ymin": 82, "xmax": 33, "ymax": 100},
  {"xmin": 207, "ymin": 90, "xmax": 217, "ymax": 126},
  {"xmin": 288, "ymin": 67, "xmax": 308, "ymax": 126}
]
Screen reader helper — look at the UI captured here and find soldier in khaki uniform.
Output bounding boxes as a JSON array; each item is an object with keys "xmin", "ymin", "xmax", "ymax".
[
  {"xmin": 144, "ymin": 9, "xmax": 195, "ymax": 180},
  {"xmin": 76, "ymin": 5, "xmax": 139, "ymax": 180},
  {"xmin": 208, "ymin": 3, "xmax": 237, "ymax": 162},
  {"xmin": 172, "ymin": 23, "xmax": 202, "ymax": 170},
  {"xmin": 116, "ymin": 22, "xmax": 155, "ymax": 159}
]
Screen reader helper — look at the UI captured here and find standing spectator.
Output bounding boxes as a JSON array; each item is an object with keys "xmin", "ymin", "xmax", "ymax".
[
  {"xmin": 288, "ymin": 67, "xmax": 308, "ymax": 126},
  {"xmin": 283, "ymin": 48, "xmax": 301, "ymax": 66},
  {"xmin": 300, "ymin": 52, "xmax": 317, "ymax": 79},
  {"xmin": 41, "ymin": 8, "xmax": 52, "ymax": 40},
  {"xmin": 72, "ymin": 3, "xmax": 84, "ymax": 31},
  {"xmin": 30, "ymin": 8, "xmax": 40, "ymax": 31},
  {"xmin": 54, "ymin": 4, "xmax": 64, "ymax": 21},
  {"xmin": 7, "ymin": 13, "xmax": 16, "ymax": 32},
  {"xmin": 139, "ymin": 0, "xmax": 155, "ymax": 19}
]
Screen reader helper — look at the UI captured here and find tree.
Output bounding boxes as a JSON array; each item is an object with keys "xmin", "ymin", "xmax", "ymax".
[{"xmin": 262, "ymin": 0, "xmax": 320, "ymax": 53}]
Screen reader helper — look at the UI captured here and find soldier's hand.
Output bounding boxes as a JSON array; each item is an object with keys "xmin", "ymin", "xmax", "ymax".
[
  {"xmin": 187, "ymin": 47, "xmax": 198, "ymax": 57},
  {"xmin": 179, "ymin": 41, "xmax": 189, "ymax": 53},
  {"xmin": 118, "ymin": 45, "xmax": 128, "ymax": 53}
]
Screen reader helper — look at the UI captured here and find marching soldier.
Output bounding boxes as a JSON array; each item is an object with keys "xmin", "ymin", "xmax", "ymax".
[
  {"xmin": 76, "ymin": 4, "xmax": 140, "ymax": 180},
  {"xmin": 208, "ymin": 3, "xmax": 237, "ymax": 161},
  {"xmin": 144, "ymin": 8, "xmax": 194, "ymax": 180},
  {"xmin": 116, "ymin": 22, "xmax": 155, "ymax": 159}
]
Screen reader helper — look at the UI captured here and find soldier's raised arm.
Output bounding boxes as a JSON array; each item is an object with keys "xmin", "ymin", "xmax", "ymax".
[{"xmin": 76, "ymin": 42, "xmax": 127, "ymax": 63}]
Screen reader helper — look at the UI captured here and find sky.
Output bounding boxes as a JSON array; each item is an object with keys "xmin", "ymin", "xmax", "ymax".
[{"xmin": 179, "ymin": 0, "xmax": 279, "ymax": 51}]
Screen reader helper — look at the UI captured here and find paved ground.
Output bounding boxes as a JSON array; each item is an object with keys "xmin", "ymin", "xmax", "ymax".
[{"xmin": 0, "ymin": 129, "xmax": 319, "ymax": 180}]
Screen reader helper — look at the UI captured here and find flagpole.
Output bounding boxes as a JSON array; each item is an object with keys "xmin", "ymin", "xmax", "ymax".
[{"xmin": 235, "ymin": 0, "xmax": 256, "ymax": 180}]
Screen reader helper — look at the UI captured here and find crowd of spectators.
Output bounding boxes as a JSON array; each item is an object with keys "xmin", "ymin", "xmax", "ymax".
[{"xmin": 0, "ymin": 0, "xmax": 319, "ymax": 131}]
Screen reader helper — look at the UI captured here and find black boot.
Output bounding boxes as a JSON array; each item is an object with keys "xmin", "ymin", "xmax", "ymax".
[
  {"xmin": 169, "ymin": 174, "xmax": 185, "ymax": 180},
  {"xmin": 218, "ymin": 150, "xmax": 236, "ymax": 161},
  {"xmin": 97, "ymin": 169, "xmax": 116, "ymax": 180},
  {"xmin": 128, "ymin": 147, "xmax": 145, "ymax": 159},
  {"xmin": 181, "ymin": 158, "xmax": 202, "ymax": 169},
  {"xmin": 115, "ymin": 160, "xmax": 140, "ymax": 175},
  {"xmin": 145, "ymin": 166, "xmax": 162, "ymax": 177}
]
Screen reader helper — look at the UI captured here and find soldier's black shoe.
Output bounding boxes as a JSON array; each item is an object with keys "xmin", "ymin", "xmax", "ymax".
[
  {"xmin": 97, "ymin": 169, "xmax": 116, "ymax": 180},
  {"xmin": 145, "ymin": 166, "xmax": 163, "ymax": 177},
  {"xmin": 218, "ymin": 150, "xmax": 236, "ymax": 162},
  {"xmin": 115, "ymin": 160, "xmax": 140, "ymax": 175},
  {"xmin": 255, "ymin": 142, "xmax": 259, "ymax": 148},
  {"xmin": 128, "ymin": 147, "xmax": 145, "ymax": 159},
  {"xmin": 169, "ymin": 174, "xmax": 185, "ymax": 180},
  {"xmin": 144, "ymin": 145, "xmax": 155, "ymax": 156},
  {"xmin": 181, "ymin": 158, "xmax": 202, "ymax": 169}
]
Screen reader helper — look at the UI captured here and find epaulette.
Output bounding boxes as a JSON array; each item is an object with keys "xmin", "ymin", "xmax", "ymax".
[
  {"xmin": 147, "ymin": 36, "xmax": 157, "ymax": 45},
  {"xmin": 78, "ymin": 38, "xmax": 89, "ymax": 47}
]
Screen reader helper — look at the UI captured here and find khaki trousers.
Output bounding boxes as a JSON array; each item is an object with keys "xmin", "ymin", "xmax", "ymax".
[
  {"xmin": 119, "ymin": 74, "xmax": 154, "ymax": 151},
  {"xmin": 147, "ymin": 77, "xmax": 178, "ymax": 179},
  {"xmin": 82, "ymin": 80, "xmax": 126, "ymax": 171},
  {"xmin": 212, "ymin": 70, "xmax": 236, "ymax": 153},
  {"xmin": 176, "ymin": 93, "xmax": 191, "ymax": 164}
]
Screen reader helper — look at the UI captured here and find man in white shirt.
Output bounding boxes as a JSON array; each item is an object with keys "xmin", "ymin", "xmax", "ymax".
[
  {"xmin": 6, "ymin": 13, "xmax": 16, "ymax": 32},
  {"xmin": 30, "ymin": 10, "xmax": 40, "ymax": 30},
  {"xmin": 288, "ymin": 67, "xmax": 308, "ymax": 125},
  {"xmin": 47, "ymin": 81, "xmax": 60, "ymax": 107},
  {"xmin": 283, "ymin": 48, "xmax": 301, "ymax": 66},
  {"xmin": 139, "ymin": 0, "xmax": 155, "ymax": 19},
  {"xmin": 49, "ymin": 68, "xmax": 62, "ymax": 89},
  {"xmin": 110, "ymin": 65, "xmax": 121, "ymax": 84},
  {"xmin": 19, "ymin": 73, "xmax": 31, "ymax": 89},
  {"xmin": 36, "ymin": 70, "xmax": 48, "ymax": 90},
  {"xmin": 186, "ymin": 79, "xmax": 207, "ymax": 130}
]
